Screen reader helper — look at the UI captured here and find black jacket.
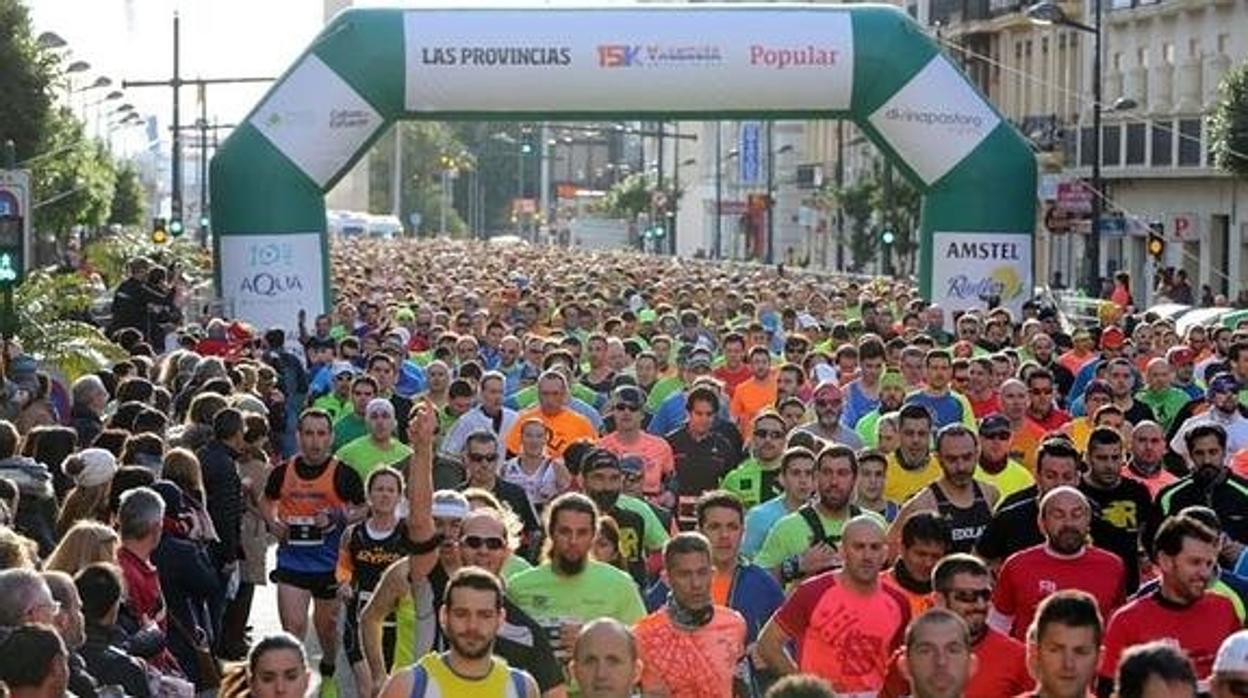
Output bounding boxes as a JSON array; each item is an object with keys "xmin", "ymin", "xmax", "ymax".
[
  {"xmin": 153, "ymin": 528, "xmax": 220, "ymax": 688},
  {"xmin": 81, "ymin": 624, "xmax": 152, "ymax": 698},
  {"xmin": 196, "ymin": 440, "xmax": 243, "ymax": 564},
  {"xmin": 108, "ymin": 278, "xmax": 166, "ymax": 338},
  {"xmin": 68, "ymin": 651, "xmax": 99, "ymax": 698},
  {"xmin": 71, "ymin": 403, "xmax": 104, "ymax": 457}
]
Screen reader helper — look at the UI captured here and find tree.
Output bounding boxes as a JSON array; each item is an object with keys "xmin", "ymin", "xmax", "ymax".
[
  {"xmin": 0, "ymin": 0, "xmax": 118, "ymax": 239},
  {"xmin": 12, "ymin": 269, "xmax": 125, "ymax": 381},
  {"xmin": 0, "ymin": 0, "xmax": 56, "ymax": 165},
  {"xmin": 820, "ymin": 155, "xmax": 922, "ymax": 275},
  {"xmin": 108, "ymin": 160, "xmax": 145, "ymax": 227},
  {"xmin": 1209, "ymin": 61, "xmax": 1248, "ymax": 178},
  {"xmin": 367, "ymin": 122, "xmax": 468, "ymax": 235}
]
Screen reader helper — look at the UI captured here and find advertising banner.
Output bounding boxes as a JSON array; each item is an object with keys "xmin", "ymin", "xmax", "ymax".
[
  {"xmin": 404, "ymin": 8, "xmax": 854, "ymax": 113},
  {"xmin": 219, "ymin": 233, "xmax": 324, "ymax": 333},
  {"xmin": 930, "ymin": 231, "xmax": 1032, "ymax": 319},
  {"xmin": 739, "ymin": 121, "xmax": 761, "ymax": 184},
  {"xmin": 867, "ymin": 56, "xmax": 1001, "ymax": 185},
  {"xmin": 250, "ymin": 54, "xmax": 384, "ymax": 188}
]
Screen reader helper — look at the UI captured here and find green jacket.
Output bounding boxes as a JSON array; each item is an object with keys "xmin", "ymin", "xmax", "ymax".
[{"xmin": 720, "ymin": 456, "xmax": 783, "ymax": 510}]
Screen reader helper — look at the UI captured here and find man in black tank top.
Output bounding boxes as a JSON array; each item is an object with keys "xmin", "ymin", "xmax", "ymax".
[{"xmin": 889, "ymin": 424, "xmax": 1001, "ymax": 555}]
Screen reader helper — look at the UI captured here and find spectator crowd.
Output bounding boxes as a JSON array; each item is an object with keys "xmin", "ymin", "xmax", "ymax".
[{"xmin": 0, "ymin": 237, "xmax": 1247, "ymax": 698}]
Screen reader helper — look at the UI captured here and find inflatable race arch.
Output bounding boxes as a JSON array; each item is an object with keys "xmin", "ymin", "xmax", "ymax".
[{"xmin": 211, "ymin": 3, "xmax": 1036, "ymax": 332}]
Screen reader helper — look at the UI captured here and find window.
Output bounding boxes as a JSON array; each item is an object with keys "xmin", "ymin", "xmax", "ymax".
[
  {"xmin": 1178, "ymin": 119, "xmax": 1202, "ymax": 166},
  {"xmin": 1126, "ymin": 123, "xmax": 1146, "ymax": 165},
  {"xmin": 1219, "ymin": 34, "xmax": 1230, "ymax": 54},
  {"xmin": 1189, "ymin": 39, "xmax": 1200, "ymax": 58},
  {"xmin": 1113, "ymin": 52, "xmax": 1123, "ymax": 71},
  {"xmin": 1103, "ymin": 125, "xmax": 1122, "ymax": 166},
  {"xmin": 1081, "ymin": 126, "xmax": 1096, "ymax": 167},
  {"xmin": 1138, "ymin": 48, "xmax": 1149, "ymax": 68},
  {"xmin": 1151, "ymin": 121, "xmax": 1173, "ymax": 166},
  {"xmin": 1163, "ymin": 43, "xmax": 1175, "ymax": 65}
]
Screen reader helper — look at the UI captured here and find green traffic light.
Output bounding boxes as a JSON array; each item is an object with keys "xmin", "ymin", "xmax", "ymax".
[
  {"xmin": 199, "ymin": 216, "xmax": 210, "ymax": 228},
  {"xmin": 882, "ymin": 229, "xmax": 896, "ymax": 245},
  {"xmin": 520, "ymin": 143, "xmax": 533, "ymax": 155},
  {"xmin": 170, "ymin": 219, "xmax": 184, "ymax": 236}
]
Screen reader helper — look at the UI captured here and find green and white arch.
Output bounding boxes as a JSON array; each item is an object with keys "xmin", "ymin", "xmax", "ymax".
[{"xmin": 211, "ymin": 3, "xmax": 1035, "ymax": 332}]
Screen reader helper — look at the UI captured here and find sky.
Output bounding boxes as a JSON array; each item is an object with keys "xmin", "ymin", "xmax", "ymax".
[
  {"xmin": 27, "ymin": 0, "xmax": 325, "ymax": 153},
  {"xmin": 26, "ymin": 0, "xmax": 641, "ymax": 154}
]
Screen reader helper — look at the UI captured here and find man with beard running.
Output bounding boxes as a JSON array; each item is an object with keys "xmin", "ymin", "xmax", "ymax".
[
  {"xmin": 580, "ymin": 448, "xmax": 649, "ymax": 587},
  {"xmin": 1097, "ymin": 514, "xmax": 1239, "ymax": 696},
  {"xmin": 989, "ymin": 486, "xmax": 1126, "ymax": 641},
  {"xmin": 1150, "ymin": 423, "xmax": 1248, "ymax": 547},
  {"xmin": 507, "ymin": 492, "xmax": 646, "ymax": 670},
  {"xmin": 890, "ymin": 424, "xmax": 999, "ymax": 555},
  {"xmin": 755, "ymin": 444, "xmax": 881, "ymax": 586},
  {"xmin": 379, "ymin": 567, "xmax": 539, "ymax": 698},
  {"xmin": 856, "ymin": 370, "xmax": 907, "ymax": 448}
]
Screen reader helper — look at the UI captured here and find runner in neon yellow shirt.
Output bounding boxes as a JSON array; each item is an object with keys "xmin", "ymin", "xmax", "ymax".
[{"xmin": 335, "ymin": 398, "xmax": 413, "ymax": 482}]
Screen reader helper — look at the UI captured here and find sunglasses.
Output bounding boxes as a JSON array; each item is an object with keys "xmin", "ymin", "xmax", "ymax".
[
  {"xmin": 949, "ymin": 589, "xmax": 992, "ymax": 603},
  {"xmin": 815, "ymin": 399, "xmax": 842, "ymax": 409},
  {"xmin": 754, "ymin": 429, "xmax": 786, "ymax": 439},
  {"xmin": 467, "ymin": 453, "xmax": 499, "ymax": 463},
  {"xmin": 983, "ymin": 432, "xmax": 1011, "ymax": 441},
  {"xmin": 1030, "ymin": 387, "xmax": 1054, "ymax": 395},
  {"xmin": 615, "ymin": 403, "xmax": 641, "ymax": 412},
  {"xmin": 462, "ymin": 535, "xmax": 507, "ymax": 551}
]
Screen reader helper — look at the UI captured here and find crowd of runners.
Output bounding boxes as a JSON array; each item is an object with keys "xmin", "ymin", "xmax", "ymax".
[{"xmin": 0, "ymin": 237, "xmax": 1246, "ymax": 698}]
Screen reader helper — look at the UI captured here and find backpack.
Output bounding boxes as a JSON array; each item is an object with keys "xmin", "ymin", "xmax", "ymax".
[{"xmin": 797, "ymin": 503, "xmax": 863, "ymax": 548}]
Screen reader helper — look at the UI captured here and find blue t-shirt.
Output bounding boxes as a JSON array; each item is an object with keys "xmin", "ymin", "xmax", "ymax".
[
  {"xmin": 904, "ymin": 391, "xmax": 968, "ymax": 429},
  {"xmin": 843, "ymin": 380, "xmax": 880, "ymax": 430}
]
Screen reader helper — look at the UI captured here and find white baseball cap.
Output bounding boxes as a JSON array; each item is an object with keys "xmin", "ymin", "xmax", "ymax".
[{"xmin": 1214, "ymin": 630, "xmax": 1248, "ymax": 674}]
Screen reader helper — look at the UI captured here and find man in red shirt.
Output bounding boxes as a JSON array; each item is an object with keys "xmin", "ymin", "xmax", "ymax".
[
  {"xmin": 965, "ymin": 357, "xmax": 1000, "ymax": 419},
  {"xmin": 881, "ymin": 554, "xmax": 1031, "ymax": 698},
  {"xmin": 1026, "ymin": 368, "xmax": 1071, "ymax": 433},
  {"xmin": 712, "ymin": 332, "xmax": 752, "ymax": 398},
  {"xmin": 758, "ymin": 516, "xmax": 911, "ymax": 695},
  {"xmin": 989, "ymin": 486, "xmax": 1126, "ymax": 641},
  {"xmin": 1097, "ymin": 514, "xmax": 1239, "ymax": 696}
]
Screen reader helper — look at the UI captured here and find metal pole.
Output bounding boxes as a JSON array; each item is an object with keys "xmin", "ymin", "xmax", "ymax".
[
  {"xmin": 198, "ymin": 83, "xmax": 208, "ymax": 248},
  {"xmin": 883, "ymin": 160, "xmax": 894, "ymax": 277},
  {"xmin": 1088, "ymin": 0, "xmax": 1103, "ymax": 296},
  {"xmin": 714, "ymin": 121, "xmax": 722, "ymax": 260},
  {"xmin": 540, "ymin": 122, "xmax": 551, "ymax": 243},
  {"xmin": 440, "ymin": 168, "xmax": 448, "ymax": 237},
  {"xmin": 392, "ymin": 126, "xmax": 402, "ymax": 226},
  {"xmin": 656, "ymin": 121, "xmax": 667, "ymax": 255},
  {"xmin": 171, "ymin": 13, "xmax": 182, "ymax": 225},
  {"xmin": 765, "ymin": 120, "xmax": 775, "ymax": 265},
  {"xmin": 835, "ymin": 120, "xmax": 845, "ymax": 271},
  {"xmin": 517, "ymin": 131, "xmax": 524, "ymax": 237},
  {"xmin": 671, "ymin": 125, "xmax": 679, "ymax": 256}
]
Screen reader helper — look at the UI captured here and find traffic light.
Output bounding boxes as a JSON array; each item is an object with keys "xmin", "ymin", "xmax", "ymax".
[
  {"xmin": 151, "ymin": 217, "xmax": 169, "ymax": 245},
  {"xmin": 169, "ymin": 218, "xmax": 184, "ymax": 238},
  {"xmin": 0, "ymin": 215, "xmax": 24, "ymax": 286},
  {"xmin": 1147, "ymin": 230, "xmax": 1165, "ymax": 260},
  {"xmin": 881, "ymin": 228, "xmax": 896, "ymax": 246},
  {"xmin": 199, "ymin": 215, "xmax": 210, "ymax": 230}
]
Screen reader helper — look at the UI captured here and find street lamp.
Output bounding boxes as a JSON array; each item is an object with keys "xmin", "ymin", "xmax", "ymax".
[
  {"xmin": 66, "ymin": 60, "xmax": 90, "ymax": 74},
  {"xmin": 1027, "ymin": 0, "xmax": 1103, "ymax": 294},
  {"xmin": 36, "ymin": 32, "xmax": 67, "ymax": 49}
]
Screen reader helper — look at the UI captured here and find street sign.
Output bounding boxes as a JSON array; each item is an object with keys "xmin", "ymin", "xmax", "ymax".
[
  {"xmin": 1168, "ymin": 212, "xmax": 1198, "ymax": 242},
  {"xmin": 1056, "ymin": 180, "xmax": 1093, "ymax": 215},
  {"xmin": 739, "ymin": 121, "xmax": 761, "ymax": 185},
  {"xmin": 512, "ymin": 198, "xmax": 537, "ymax": 215},
  {"xmin": 0, "ymin": 169, "xmax": 32, "ymax": 285},
  {"xmin": 1098, "ymin": 214, "xmax": 1127, "ymax": 237}
]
